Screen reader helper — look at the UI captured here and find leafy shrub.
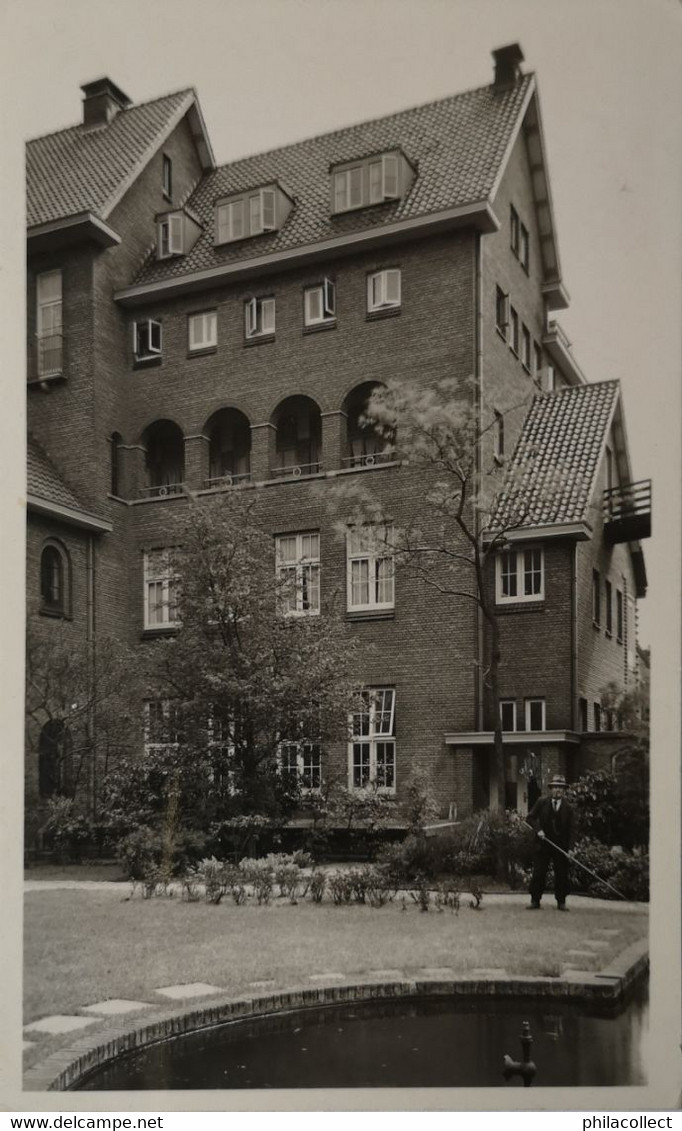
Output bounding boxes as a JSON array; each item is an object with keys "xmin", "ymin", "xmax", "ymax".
[
  {"xmin": 434, "ymin": 881, "xmax": 460, "ymax": 914},
  {"xmin": 308, "ymin": 871, "xmax": 326, "ymax": 903},
  {"xmin": 327, "ymin": 871, "xmax": 354, "ymax": 905},
  {"xmin": 117, "ymin": 826, "xmax": 161, "ymax": 881},
  {"xmin": 240, "ymin": 859, "xmax": 274, "ymax": 905},
  {"xmin": 42, "ymin": 798, "xmax": 92, "ymax": 863},
  {"xmin": 365, "ymin": 867, "xmax": 396, "ymax": 908},
  {"xmin": 572, "ymin": 837, "xmax": 649, "ymax": 901},
  {"xmin": 568, "ymin": 768, "xmax": 649, "ymax": 850},
  {"xmin": 409, "ymin": 876, "xmax": 431, "ymax": 912}
]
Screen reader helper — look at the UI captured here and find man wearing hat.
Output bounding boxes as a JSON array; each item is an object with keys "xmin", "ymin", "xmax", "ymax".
[{"xmin": 526, "ymin": 774, "xmax": 575, "ymax": 910}]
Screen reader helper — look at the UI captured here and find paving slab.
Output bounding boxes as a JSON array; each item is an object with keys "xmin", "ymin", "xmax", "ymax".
[
  {"xmin": 155, "ymin": 982, "xmax": 224, "ymax": 1000},
  {"xmin": 582, "ymin": 939, "xmax": 612, "ymax": 949},
  {"xmin": 363, "ymin": 969, "xmax": 406, "ymax": 979},
  {"xmin": 81, "ymin": 999, "xmax": 154, "ymax": 1015},
  {"xmin": 248, "ymin": 980, "xmax": 277, "ymax": 989},
  {"xmin": 565, "ymin": 949, "xmax": 600, "ymax": 960},
  {"xmin": 470, "ymin": 968, "xmax": 508, "ymax": 977},
  {"xmin": 24, "ymin": 1015, "xmax": 97, "ymax": 1035},
  {"xmin": 418, "ymin": 967, "xmax": 456, "ymax": 977},
  {"xmin": 308, "ymin": 972, "xmax": 346, "ymax": 981}
]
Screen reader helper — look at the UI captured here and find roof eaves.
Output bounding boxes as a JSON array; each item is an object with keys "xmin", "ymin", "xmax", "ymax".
[
  {"xmin": 27, "ymin": 495, "xmax": 113, "ymax": 534},
  {"xmin": 488, "ymin": 72, "xmax": 536, "ymax": 202},
  {"xmin": 115, "ymin": 198, "xmax": 499, "ymax": 305}
]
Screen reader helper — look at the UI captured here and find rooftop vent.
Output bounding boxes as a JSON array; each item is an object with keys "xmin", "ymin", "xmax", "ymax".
[
  {"xmin": 492, "ymin": 43, "xmax": 525, "ymax": 90},
  {"xmin": 81, "ymin": 78, "xmax": 132, "ymax": 128}
]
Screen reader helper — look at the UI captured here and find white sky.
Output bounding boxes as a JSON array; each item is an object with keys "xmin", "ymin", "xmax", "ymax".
[{"xmin": 2, "ymin": 0, "xmax": 681, "ymax": 647}]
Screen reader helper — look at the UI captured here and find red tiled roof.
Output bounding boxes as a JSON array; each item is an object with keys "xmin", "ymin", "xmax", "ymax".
[
  {"xmin": 132, "ymin": 75, "xmax": 534, "ymax": 283},
  {"xmin": 26, "ymin": 89, "xmax": 195, "ymax": 228},
  {"xmin": 491, "ymin": 381, "xmax": 620, "ymax": 530}
]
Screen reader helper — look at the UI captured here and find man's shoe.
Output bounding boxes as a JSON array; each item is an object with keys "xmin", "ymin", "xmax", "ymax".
[
  {"xmin": 556, "ymin": 902, "xmax": 568, "ymax": 911},
  {"xmin": 526, "ymin": 900, "xmax": 541, "ymax": 910}
]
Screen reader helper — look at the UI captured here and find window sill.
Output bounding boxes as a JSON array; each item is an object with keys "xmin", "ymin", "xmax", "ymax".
[
  {"xmin": 616, "ymin": 636, "xmax": 624, "ymax": 645},
  {"xmin": 39, "ymin": 607, "xmax": 71, "ymax": 621},
  {"xmin": 605, "ymin": 630, "xmax": 613, "ymax": 640},
  {"xmin": 141, "ymin": 625, "xmax": 181, "ymax": 639},
  {"xmin": 509, "ymin": 346, "xmax": 519, "ymax": 359},
  {"xmin": 522, "ymin": 362, "xmax": 531, "ymax": 375},
  {"xmin": 496, "ymin": 326, "xmax": 508, "ymax": 342},
  {"xmin": 347, "ymin": 608, "xmax": 395, "ymax": 622},
  {"xmin": 28, "ymin": 372, "xmax": 66, "ymax": 388},
  {"xmin": 187, "ymin": 346, "xmax": 218, "ymax": 358},
  {"xmin": 244, "ymin": 333, "xmax": 275, "ymax": 347},
  {"xmin": 303, "ymin": 320, "xmax": 337, "ymax": 336},
  {"xmin": 592, "ymin": 621, "xmax": 601, "ymax": 631},
  {"xmin": 493, "ymin": 454, "xmax": 505, "ymax": 467},
  {"xmin": 133, "ymin": 355, "xmax": 162, "ymax": 370},
  {"xmin": 366, "ymin": 307, "xmax": 401, "ymax": 322}
]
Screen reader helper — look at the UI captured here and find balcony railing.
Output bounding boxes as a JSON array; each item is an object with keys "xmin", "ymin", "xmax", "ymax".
[
  {"xmin": 270, "ymin": 461, "xmax": 322, "ymax": 480},
  {"xmin": 204, "ymin": 471, "xmax": 252, "ymax": 489},
  {"xmin": 36, "ymin": 332, "xmax": 64, "ymax": 378},
  {"xmin": 139, "ymin": 482, "xmax": 185, "ymax": 499},
  {"xmin": 341, "ymin": 449, "xmax": 398, "ymax": 470},
  {"xmin": 603, "ymin": 480, "xmax": 652, "ymax": 543}
]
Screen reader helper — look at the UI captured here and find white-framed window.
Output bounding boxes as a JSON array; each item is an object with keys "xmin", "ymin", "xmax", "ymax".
[
  {"xmin": 279, "ymin": 742, "xmax": 322, "ymax": 790},
  {"xmin": 162, "ymin": 154, "xmax": 172, "ymax": 200},
  {"xmin": 157, "ymin": 213, "xmax": 183, "ymax": 259},
  {"xmin": 216, "ymin": 186, "xmax": 280, "ymax": 244},
  {"xmin": 304, "ymin": 279, "xmax": 335, "ymax": 326},
  {"xmin": 519, "ymin": 223, "xmax": 530, "ymax": 271},
  {"xmin": 533, "ymin": 341, "xmax": 543, "ymax": 383},
  {"xmin": 496, "ymin": 547, "xmax": 544, "ymax": 603},
  {"xmin": 350, "ymin": 688, "xmax": 396, "ymax": 792},
  {"xmin": 524, "ymin": 698, "xmax": 546, "ymax": 732},
  {"xmin": 367, "ymin": 269, "xmax": 401, "ymax": 313},
  {"xmin": 521, "ymin": 324, "xmax": 531, "ymax": 371},
  {"xmin": 346, "ymin": 525, "xmax": 395, "ymax": 612},
  {"xmin": 333, "ymin": 152, "xmax": 404, "ymax": 213},
  {"xmin": 510, "ymin": 307, "xmax": 519, "ymax": 355},
  {"xmin": 144, "ymin": 699, "xmax": 180, "ymax": 755},
  {"xmin": 500, "ymin": 699, "xmax": 517, "ymax": 731},
  {"xmin": 546, "ymin": 365, "xmax": 556, "ymax": 392},
  {"xmin": 276, "ymin": 532, "xmax": 320, "ymax": 615},
  {"xmin": 493, "ymin": 410, "xmax": 504, "ymax": 460},
  {"xmin": 495, "ymin": 286, "xmax": 509, "ymax": 337},
  {"xmin": 143, "ymin": 548, "xmax": 180, "ymax": 629},
  {"xmin": 245, "ymin": 296, "xmax": 276, "ymax": 339},
  {"xmin": 37, "ymin": 269, "xmax": 63, "ymax": 377},
  {"xmin": 133, "ymin": 319, "xmax": 162, "ymax": 360},
  {"xmin": 188, "ymin": 310, "xmax": 217, "ymax": 351}
]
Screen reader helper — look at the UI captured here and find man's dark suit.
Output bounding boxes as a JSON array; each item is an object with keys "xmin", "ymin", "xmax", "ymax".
[{"xmin": 527, "ymin": 794, "xmax": 576, "ymax": 906}]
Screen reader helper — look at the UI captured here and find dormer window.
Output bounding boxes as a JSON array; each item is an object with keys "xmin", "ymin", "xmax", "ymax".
[
  {"xmin": 331, "ymin": 150, "xmax": 415, "ymax": 214},
  {"xmin": 157, "ymin": 213, "xmax": 184, "ymax": 258},
  {"xmin": 215, "ymin": 184, "xmax": 292, "ymax": 246}
]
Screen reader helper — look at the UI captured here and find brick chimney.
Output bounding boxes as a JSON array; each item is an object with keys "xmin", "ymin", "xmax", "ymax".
[
  {"xmin": 81, "ymin": 78, "xmax": 132, "ymax": 128},
  {"xmin": 492, "ymin": 43, "xmax": 524, "ymax": 90}
]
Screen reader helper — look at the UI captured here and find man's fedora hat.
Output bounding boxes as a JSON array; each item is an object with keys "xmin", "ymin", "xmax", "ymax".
[{"xmin": 549, "ymin": 774, "xmax": 567, "ymax": 788}]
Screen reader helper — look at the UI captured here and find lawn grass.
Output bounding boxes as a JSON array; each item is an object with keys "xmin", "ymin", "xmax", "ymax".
[{"xmin": 24, "ymin": 888, "xmax": 647, "ymax": 1024}]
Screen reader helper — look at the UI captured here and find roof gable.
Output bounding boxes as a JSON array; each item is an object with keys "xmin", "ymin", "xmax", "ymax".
[
  {"xmin": 491, "ymin": 381, "xmax": 620, "ymax": 531},
  {"xmin": 26, "ymin": 88, "xmax": 213, "ymax": 229}
]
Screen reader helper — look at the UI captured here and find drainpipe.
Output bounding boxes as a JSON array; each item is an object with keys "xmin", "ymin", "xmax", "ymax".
[
  {"xmin": 86, "ymin": 534, "xmax": 96, "ymax": 819},
  {"xmin": 570, "ymin": 541, "xmax": 578, "ymax": 742},
  {"xmin": 474, "ymin": 234, "xmax": 484, "ymax": 733}
]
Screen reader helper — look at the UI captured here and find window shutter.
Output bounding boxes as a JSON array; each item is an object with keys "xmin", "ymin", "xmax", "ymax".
[
  {"xmin": 382, "ymin": 155, "xmax": 399, "ymax": 198},
  {"xmin": 334, "ymin": 171, "xmax": 347, "ymax": 212},
  {"xmin": 168, "ymin": 214, "xmax": 184, "ymax": 254},
  {"xmin": 323, "ymin": 278, "xmax": 335, "ymax": 316},
  {"xmin": 305, "ymin": 288, "xmax": 321, "ymax": 324},
  {"xmin": 368, "ymin": 161, "xmax": 382, "ymax": 203},
  {"xmin": 349, "ymin": 166, "xmax": 363, "ymax": 208},
  {"xmin": 149, "ymin": 320, "xmax": 162, "ymax": 354}
]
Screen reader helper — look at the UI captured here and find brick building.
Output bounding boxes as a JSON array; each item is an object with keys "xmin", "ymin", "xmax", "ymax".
[{"xmin": 25, "ymin": 45, "xmax": 650, "ymax": 840}]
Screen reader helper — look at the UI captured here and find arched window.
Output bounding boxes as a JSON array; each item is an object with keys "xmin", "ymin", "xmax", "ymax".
[
  {"xmin": 271, "ymin": 396, "xmax": 322, "ymax": 477},
  {"xmin": 205, "ymin": 408, "xmax": 251, "ymax": 486},
  {"xmin": 343, "ymin": 382, "xmax": 395, "ymax": 468},
  {"xmin": 141, "ymin": 420, "xmax": 185, "ymax": 497},
  {"xmin": 38, "ymin": 720, "xmax": 72, "ymax": 798},
  {"xmin": 40, "ymin": 543, "xmax": 68, "ymax": 615}
]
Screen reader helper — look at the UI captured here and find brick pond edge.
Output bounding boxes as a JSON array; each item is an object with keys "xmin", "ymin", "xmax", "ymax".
[{"xmin": 23, "ymin": 938, "xmax": 648, "ymax": 1092}]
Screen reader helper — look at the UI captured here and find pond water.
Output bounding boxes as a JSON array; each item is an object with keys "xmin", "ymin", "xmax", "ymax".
[{"xmin": 77, "ymin": 982, "xmax": 648, "ymax": 1090}]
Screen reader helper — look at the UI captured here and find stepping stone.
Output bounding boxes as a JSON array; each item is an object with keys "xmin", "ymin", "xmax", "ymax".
[
  {"xmin": 24, "ymin": 1015, "xmax": 96, "ymax": 1035},
  {"xmin": 155, "ymin": 982, "xmax": 224, "ymax": 1000},
  {"xmin": 418, "ymin": 967, "xmax": 455, "ymax": 977},
  {"xmin": 471, "ymin": 968, "xmax": 507, "ymax": 977},
  {"xmin": 583, "ymin": 939, "xmax": 611, "ymax": 949},
  {"xmin": 308, "ymin": 973, "xmax": 345, "ymax": 981},
  {"xmin": 566, "ymin": 949, "xmax": 599, "ymax": 961},
  {"xmin": 81, "ymin": 999, "xmax": 154, "ymax": 1015},
  {"xmin": 248, "ymin": 980, "xmax": 277, "ymax": 989}
]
